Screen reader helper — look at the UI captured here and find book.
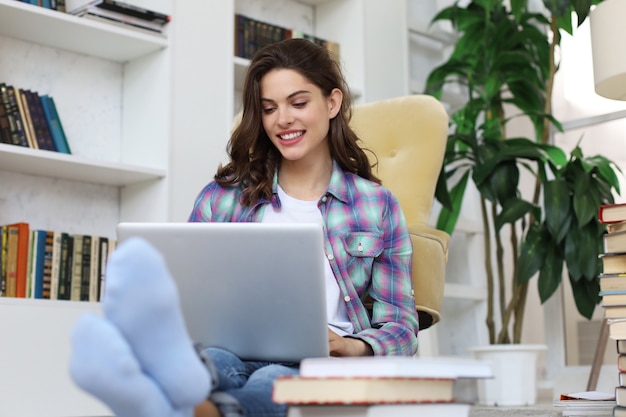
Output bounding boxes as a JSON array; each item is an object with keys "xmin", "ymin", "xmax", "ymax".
[
  {"xmin": 24, "ymin": 90, "xmax": 57, "ymax": 152},
  {"xmin": 6, "ymin": 222, "xmax": 30, "ymax": 298},
  {"xmin": 604, "ymin": 305, "xmax": 626, "ymax": 319},
  {"xmin": 599, "ymin": 203, "xmax": 626, "ymax": 224},
  {"xmin": 49, "ymin": 231, "xmax": 63, "ymax": 300},
  {"xmin": 0, "ymin": 95, "xmax": 12, "ymax": 144},
  {"xmin": 15, "ymin": 88, "xmax": 37, "ymax": 149},
  {"xmin": 273, "ymin": 376, "xmax": 454, "ymax": 405},
  {"xmin": 601, "ymin": 274, "xmax": 626, "ymax": 292},
  {"xmin": 0, "ymin": 83, "xmax": 22, "ymax": 146},
  {"xmin": 619, "ymin": 354, "xmax": 626, "ymax": 372},
  {"xmin": 57, "ymin": 233, "xmax": 72, "ymax": 300},
  {"xmin": 69, "ymin": 234, "xmax": 84, "ymax": 301},
  {"xmin": 30, "ymin": 230, "xmax": 47, "ymax": 299},
  {"xmin": 88, "ymin": 235, "xmax": 100, "ymax": 301},
  {"xmin": 600, "ymin": 252, "xmax": 626, "ymax": 275},
  {"xmin": 615, "ymin": 406, "xmax": 626, "ymax": 417},
  {"xmin": 272, "ymin": 376, "xmax": 454, "ymax": 404},
  {"xmin": 5, "ymin": 85, "xmax": 29, "ymax": 147},
  {"xmin": 609, "ymin": 221, "xmax": 626, "ymax": 234},
  {"xmin": 78, "ymin": 10, "xmax": 165, "ymax": 35},
  {"xmin": 617, "ymin": 386, "xmax": 626, "ymax": 407},
  {"xmin": 42, "ymin": 230, "xmax": 54, "ymax": 299},
  {"xmin": 286, "ymin": 403, "xmax": 471, "ymax": 417},
  {"xmin": 605, "ymin": 231, "xmax": 626, "ymax": 254},
  {"xmin": 97, "ymin": 0, "xmax": 169, "ymax": 25},
  {"xmin": 97, "ymin": 236, "xmax": 109, "ymax": 301},
  {"xmin": 80, "ymin": 234, "xmax": 91, "ymax": 301},
  {"xmin": 618, "ymin": 339, "xmax": 626, "ymax": 354},
  {"xmin": 609, "ymin": 319, "xmax": 626, "ymax": 340},
  {"xmin": 40, "ymin": 95, "xmax": 71, "ymax": 154},
  {"xmin": 601, "ymin": 291, "xmax": 626, "ymax": 307},
  {"xmin": 71, "ymin": 0, "xmax": 170, "ymax": 34},
  {"xmin": 297, "ymin": 356, "xmax": 493, "ymax": 379}
]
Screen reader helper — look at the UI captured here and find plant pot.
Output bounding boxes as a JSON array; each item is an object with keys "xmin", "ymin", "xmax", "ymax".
[{"xmin": 468, "ymin": 344, "xmax": 547, "ymax": 406}]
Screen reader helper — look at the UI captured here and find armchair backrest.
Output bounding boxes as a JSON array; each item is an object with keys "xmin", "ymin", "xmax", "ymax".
[{"xmin": 350, "ymin": 95, "xmax": 450, "ymax": 329}]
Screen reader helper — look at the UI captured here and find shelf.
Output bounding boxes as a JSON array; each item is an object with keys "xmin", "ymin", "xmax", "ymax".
[
  {"xmin": 0, "ymin": 143, "xmax": 165, "ymax": 186},
  {"xmin": 0, "ymin": 0, "xmax": 168, "ymax": 62},
  {"xmin": 0, "ymin": 296, "xmax": 99, "ymax": 309}
]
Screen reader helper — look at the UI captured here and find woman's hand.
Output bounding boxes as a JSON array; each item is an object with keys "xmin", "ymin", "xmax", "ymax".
[{"xmin": 328, "ymin": 329, "xmax": 374, "ymax": 357}]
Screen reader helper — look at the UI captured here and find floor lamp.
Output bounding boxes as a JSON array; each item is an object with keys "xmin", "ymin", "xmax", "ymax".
[{"xmin": 586, "ymin": 0, "xmax": 626, "ymax": 392}]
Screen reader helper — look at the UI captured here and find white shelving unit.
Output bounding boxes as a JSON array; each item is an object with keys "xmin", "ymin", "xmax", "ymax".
[{"xmin": 0, "ymin": 1, "xmax": 175, "ymax": 416}]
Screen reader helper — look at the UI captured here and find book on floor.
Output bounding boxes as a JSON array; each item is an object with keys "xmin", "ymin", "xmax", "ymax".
[
  {"xmin": 273, "ymin": 375, "xmax": 455, "ymax": 405},
  {"xmin": 286, "ymin": 403, "xmax": 471, "ymax": 417},
  {"xmin": 297, "ymin": 355, "xmax": 493, "ymax": 379}
]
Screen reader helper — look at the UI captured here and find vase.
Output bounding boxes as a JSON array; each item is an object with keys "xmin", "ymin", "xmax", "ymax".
[{"xmin": 468, "ymin": 344, "xmax": 547, "ymax": 406}]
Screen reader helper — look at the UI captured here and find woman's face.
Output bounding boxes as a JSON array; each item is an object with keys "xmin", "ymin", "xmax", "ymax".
[{"xmin": 260, "ymin": 68, "xmax": 342, "ymax": 165}]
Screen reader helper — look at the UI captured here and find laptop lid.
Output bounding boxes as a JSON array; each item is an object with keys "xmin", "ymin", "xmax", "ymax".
[{"xmin": 115, "ymin": 222, "xmax": 329, "ymax": 363}]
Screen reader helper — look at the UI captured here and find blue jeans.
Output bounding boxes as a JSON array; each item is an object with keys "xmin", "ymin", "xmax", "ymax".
[{"xmin": 200, "ymin": 347, "xmax": 300, "ymax": 417}]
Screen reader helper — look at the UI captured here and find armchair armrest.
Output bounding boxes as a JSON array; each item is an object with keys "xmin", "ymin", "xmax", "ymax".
[{"xmin": 408, "ymin": 223, "xmax": 450, "ymax": 330}]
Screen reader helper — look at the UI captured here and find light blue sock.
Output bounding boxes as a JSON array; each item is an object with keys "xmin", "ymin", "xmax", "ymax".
[
  {"xmin": 69, "ymin": 313, "xmax": 194, "ymax": 417},
  {"xmin": 102, "ymin": 237, "xmax": 211, "ymax": 408}
]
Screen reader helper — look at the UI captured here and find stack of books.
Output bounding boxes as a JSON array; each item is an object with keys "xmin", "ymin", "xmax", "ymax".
[
  {"xmin": 0, "ymin": 83, "xmax": 71, "ymax": 154},
  {"xmin": 598, "ymin": 202, "xmax": 626, "ymax": 415},
  {"xmin": 69, "ymin": 0, "xmax": 170, "ymax": 35},
  {"xmin": 272, "ymin": 356, "xmax": 493, "ymax": 417},
  {"xmin": 0, "ymin": 222, "xmax": 116, "ymax": 302},
  {"xmin": 234, "ymin": 14, "xmax": 340, "ymax": 61}
]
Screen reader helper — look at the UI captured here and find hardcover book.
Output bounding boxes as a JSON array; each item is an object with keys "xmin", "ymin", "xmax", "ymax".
[
  {"xmin": 273, "ymin": 376, "xmax": 454, "ymax": 405},
  {"xmin": 287, "ymin": 403, "xmax": 471, "ymax": 417},
  {"xmin": 599, "ymin": 203, "xmax": 626, "ymax": 224}
]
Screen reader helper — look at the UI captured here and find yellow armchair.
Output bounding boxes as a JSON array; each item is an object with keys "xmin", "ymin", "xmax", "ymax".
[{"xmin": 350, "ymin": 95, "xmax": 450, "ymax": 330}]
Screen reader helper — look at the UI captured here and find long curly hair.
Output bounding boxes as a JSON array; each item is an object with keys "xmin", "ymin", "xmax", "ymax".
[{"xmin": 215, "ymin": 38, "xmax": 380, "ymax": 206}]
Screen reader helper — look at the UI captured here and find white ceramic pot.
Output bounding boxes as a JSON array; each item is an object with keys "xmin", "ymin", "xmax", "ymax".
[{"xmin": 468, "ymin": 344, "xmax": 547, "ymax": 406}]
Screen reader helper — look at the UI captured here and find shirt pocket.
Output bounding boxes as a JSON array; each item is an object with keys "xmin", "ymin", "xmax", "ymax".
[{"xmin": 340, "ymin": 232, "xmax": 384, "ymax": 287}]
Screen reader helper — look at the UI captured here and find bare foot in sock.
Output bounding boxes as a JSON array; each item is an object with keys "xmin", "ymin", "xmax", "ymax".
[{"xmin": 101, "ymin": 237, "xmax": 211, "ymax": 408}]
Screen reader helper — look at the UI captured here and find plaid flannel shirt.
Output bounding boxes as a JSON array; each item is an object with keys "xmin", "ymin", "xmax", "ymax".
[{"xmin": 189, "ymin": 161, "xmax": 419, "ymax": 356}]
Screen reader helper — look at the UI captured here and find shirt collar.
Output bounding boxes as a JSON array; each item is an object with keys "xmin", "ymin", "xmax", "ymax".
[{"xmin": 270, "ymin": 160, "xmax": 351, "ymax": 207}]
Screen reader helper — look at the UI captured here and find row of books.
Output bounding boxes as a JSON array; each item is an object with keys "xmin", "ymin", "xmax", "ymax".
[
  {"xmin": 271, "ymin": 356, "xmax": 493, "ymax": 417},
  {"xmin": 0, "ymin": 222, "xmax": 116, "ymax": 302},
  {"xmin": 0, "ymin": 83, "xmax": 71, "ymax": 154},
  {"xmin": 235, "ymin": 14, "xmax": 340, "ymax": 62},
  {"xmin": 69, "ymin": 0, "xmax": 170, "ymax": 35},
  {"xmin": 16, "ymin": 0, "xmax": 170, "ymax": 35},
  {"xmin": 598, "ymin": 202, "xmax": 626, "ymax": 416},
  {"xmin": 15, "ymin": 0, "xmax": 66, "ymax": 12}
]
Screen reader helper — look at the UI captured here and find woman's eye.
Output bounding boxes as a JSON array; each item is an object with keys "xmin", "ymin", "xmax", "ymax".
[
  {"xmin": 293, "ymin": 102, "xmax": 307, "ymax": 108},
  {"xmin": 263, "ymin": 107, "xmax": 276, "ymax": 114}
]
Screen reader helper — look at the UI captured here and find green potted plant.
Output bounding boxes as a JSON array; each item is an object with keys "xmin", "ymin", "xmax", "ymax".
[{"xmin": 424, "ymin": 0, "xmax": 622, "ymax": 405}]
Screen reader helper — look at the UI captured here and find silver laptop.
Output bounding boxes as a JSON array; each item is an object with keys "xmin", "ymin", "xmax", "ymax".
[{"xmin": 116, "ymin": 222, "xmax": 329, "ymax": 362}]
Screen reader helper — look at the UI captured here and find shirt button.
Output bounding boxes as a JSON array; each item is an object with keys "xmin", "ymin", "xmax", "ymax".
[
  {"xmin": 344, "ymin": 296, "xmax": 351, "ymax": 302},
  {"xmin": 321, "ymin": 195, "xmax": 328, "ymax": 203},
  {"xmin": 327, "ymin": 253, "xmax": 334, "ymax": 261}
]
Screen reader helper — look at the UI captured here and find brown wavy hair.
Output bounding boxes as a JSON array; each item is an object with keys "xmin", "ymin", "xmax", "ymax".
[{"xmin": 215, "ymin": 38, "xmax": 380, "ymax": 206}]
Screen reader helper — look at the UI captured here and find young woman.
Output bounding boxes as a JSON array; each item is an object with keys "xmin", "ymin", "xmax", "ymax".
[{"xmin": 69, "ymin": 38, "xmax": 419, "ymax": 417}]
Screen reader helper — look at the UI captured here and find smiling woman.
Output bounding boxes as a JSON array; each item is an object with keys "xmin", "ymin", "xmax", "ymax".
[{"xmin": 69, "ymin": 38, "xmax": 420, "ymax": 417}]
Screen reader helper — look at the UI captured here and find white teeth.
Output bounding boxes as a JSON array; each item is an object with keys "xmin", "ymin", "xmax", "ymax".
[{"xmin": 280, "ymin": 132, "xmax": 303, "ymax": 140}]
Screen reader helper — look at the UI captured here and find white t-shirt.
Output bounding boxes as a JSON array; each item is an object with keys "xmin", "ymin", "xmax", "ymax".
[{"xmin": 262, "ymin": 185, "xmax": 354, "ymax": 336}]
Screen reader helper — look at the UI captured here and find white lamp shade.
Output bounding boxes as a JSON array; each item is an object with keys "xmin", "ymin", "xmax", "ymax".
[{"xmin": 590, "ymin": 0, "xmax": 626, "ymax": 101}]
